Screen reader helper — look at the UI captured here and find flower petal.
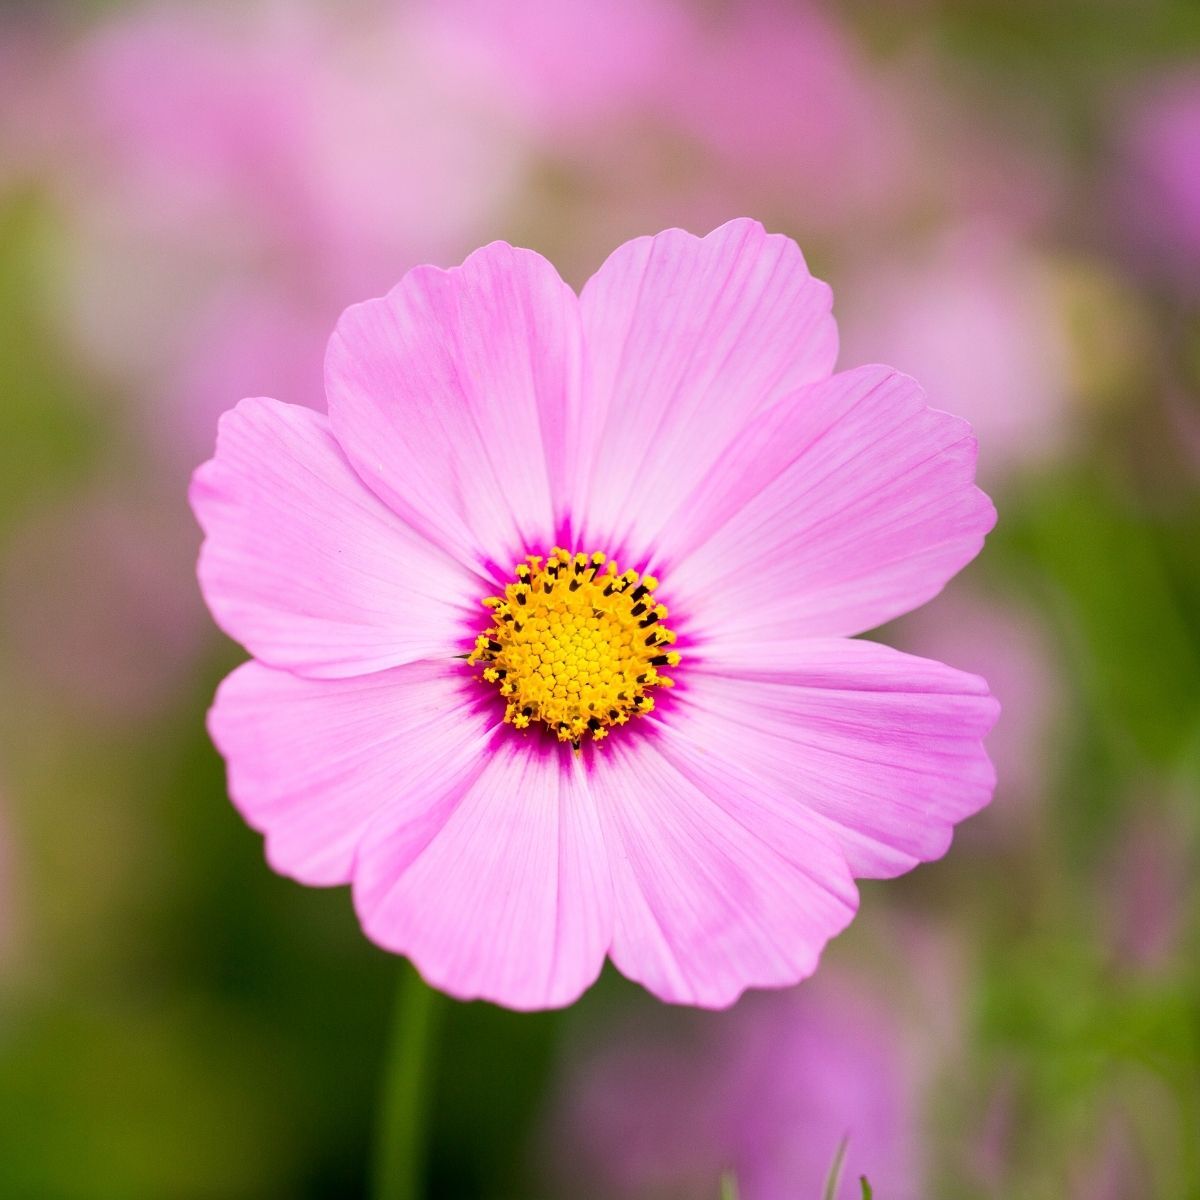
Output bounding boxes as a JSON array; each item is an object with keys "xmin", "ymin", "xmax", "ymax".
[
  {"xmin": 192, "ymin": 398, "xmax": 477, "ymax": 677},
  {"xmin": 571, "ymin": 218, "xmax": 837, "ymax": 558},
  {"xmin": 682, "ymin": 638, "xmax": 1000, "ymax": 878},
  {"xmin": 353, "ymin": 743, "xmax": 614, "ymax": 1010},
  {"xmin": 667, "ymin": 365, "xmax": 995, "ymax": 641},
  {"xmin": 326, "ymin": 241, "xmax": 582, "ymax": 572},
  {"xmin": 589, "ymin": 735, "xmax": 858, "ymax": 1008},
  {"xmin": 208, "ymin": 658, "xmax": 490, "ymax": 887}
]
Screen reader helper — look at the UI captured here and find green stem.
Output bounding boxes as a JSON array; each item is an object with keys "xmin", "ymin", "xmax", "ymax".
[{"xmin": 371, "ymin": 961, "xmax": 441, "ymax": 1200}]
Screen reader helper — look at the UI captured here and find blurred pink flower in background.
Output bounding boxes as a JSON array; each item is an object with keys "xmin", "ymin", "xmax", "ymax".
[
  {"xmin": 547, "ymin": 972, "xmax": 922, "ymax": 1200},
  {"xmin": 839, "ymin": 224, "xmax": 1072, "ymax": 481},
  {"xmin": 52, "ymin": 0, "xmax": 524, "ymax": 463},
  {"xmin": 436, "ymin": 0, "xmax": 686, "ymax": 135},
  {"xmin": 652, "ymin": 0, "xmax": 912, "ymax": 231},
  {"xmin": 447, "ymin": 0, "xmax": 904, "ymax": 196},
  {"xmin": 1112, "ymin": 71, "xmax": 1200, "ymax": 290},
  {"xmin": 74, "ymin": 2, "xmax": 520, "ymax": 289},
  {"xmin": 444, "ymin": 0, "xmax": 914, "ymax": 277}
]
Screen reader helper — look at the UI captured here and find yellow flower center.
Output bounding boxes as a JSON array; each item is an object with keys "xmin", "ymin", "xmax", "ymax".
[{"xmin": 468, "ymin": 547, "xmax": 680, "ymax": 748}]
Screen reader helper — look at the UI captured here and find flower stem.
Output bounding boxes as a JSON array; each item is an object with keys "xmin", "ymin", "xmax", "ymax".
[{"xmin": 372, "ymin": 961, "xmax": 440, "ymax": 1200}]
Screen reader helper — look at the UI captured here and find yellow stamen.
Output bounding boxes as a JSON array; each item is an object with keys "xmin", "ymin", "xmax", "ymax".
[{"xmin": 467, "ymin": 546, "xmax": 680, "ymax": 748}]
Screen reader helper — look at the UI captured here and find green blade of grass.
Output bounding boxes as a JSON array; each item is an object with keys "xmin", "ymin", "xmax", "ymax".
[{"xmin": 821, "ymin": 1137, "xmax": 849, "ymax": 1200}]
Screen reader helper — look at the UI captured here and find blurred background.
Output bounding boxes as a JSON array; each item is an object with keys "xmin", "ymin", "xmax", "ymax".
[{"xmin": 1, "ymin": 0, "xmax": 1199, "ymax": 1196}]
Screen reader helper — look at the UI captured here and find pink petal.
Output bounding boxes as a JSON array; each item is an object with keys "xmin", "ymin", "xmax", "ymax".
[
  {"xmin": 681, "ymin": 638, "xmax": 1000, "ymax": 878},
  {"xmin": 570, "ymin": 218, "xmax": 837, "ymax": 558},
  {"xmin": 208, "ymin": 658, "xmax": 490, "ymax": 887},
  {"xmin": 667, "ymin": 365, "xmax": 995, "ymax": 641},
  {"xmin": 325, "ymin": 241, "xmax": 582, "ymax": 572},
  {"xmin": 353, "ymin": 743, "xmax": 613, "ymax": 1010},
  {"xmin": 192, "ymin": 398, "xmax": 477, "ymax": 677},
  {"xmin": 589, "ymin": 736, "xmax": 858, "ymax": 1008}
]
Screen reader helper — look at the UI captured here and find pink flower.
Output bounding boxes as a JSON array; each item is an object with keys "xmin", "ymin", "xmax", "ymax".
[
  {"xmin": 51, "ymin": 0, "xmax": 523, "ymax": 463},
  {"xmin": 192, "ymin": 220, "xmax": 998, "ymax": 1010},
  {"xmin": 838, "ymin": 224, "xmax": 1071, "ymax": 480},
  {"xmin": 434, "ymin": 0, "xmax": 686, "ymax": 136},
  {"xmin": 75, "ymin": 2, "xmax": 519, "ymax": 296},
  {"xmin": 650, "ymin": 0, "xmax": 911, "ymax": 228},
  {"xmin": 545, "ymin": 971, "xmax": 922, "ymax": 1198},
  {"xmin": 1112, "ymin": 71, "xmax": 1200, "ymax": 288}
]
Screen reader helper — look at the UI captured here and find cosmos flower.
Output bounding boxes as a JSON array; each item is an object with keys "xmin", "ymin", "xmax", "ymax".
[{"xmin": 192, "ymin": 219, "xmax": 998, "ymax": 1010}]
